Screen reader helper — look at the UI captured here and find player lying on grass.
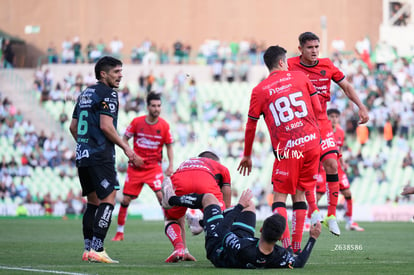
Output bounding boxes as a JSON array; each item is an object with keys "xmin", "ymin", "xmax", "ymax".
[{"xmin": 161, "ymin": 180, "xmax": 322, "ymax": 268}]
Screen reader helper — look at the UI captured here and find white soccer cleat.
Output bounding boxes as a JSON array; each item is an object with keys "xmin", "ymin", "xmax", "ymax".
[
  {"xmin": 161, "ymin": 177, "xmax": 175, "ymax": 209},
  {"xmin": 324, "ymin": 215, "xmax": 341, "ymax": 236},
  {"xmin": 310, "ymin": 210, "xmax": 323, "ymax": 226},
  {"xmin": 186, "ymin": 209, "xmax": 204, "ymax": 235}
]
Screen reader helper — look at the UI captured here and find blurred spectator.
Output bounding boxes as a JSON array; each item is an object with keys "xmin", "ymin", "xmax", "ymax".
[
  {"xmin": 2, "ymin": 39, "xmax": 14, "ymax": 68},
  {"xmin": 211, "ymin": 59, "xmax": 223, "ymax": 81},
  {"xmin": 402, "ymin": 149, "xmax": 414, "ymax": 169},
  {"xmin": 110, "ymin": 36, "xmax": 123, "ymax": 58},
  {"xmin": 73, "ymin": 36, "xmax": 82, "ymax": 63},
  {"xmin": 85, "ymin": 40, "xmax": 95, "ymax": 63},
  {"xmin": 47, "ymin": 42, "xmax": 59, "ymax": 63},
  {"xmin": 356, "ymin": 124, "xmax": 369, "ymax": 147},
  {"xmin": 61, "ymin": 37, "xmax": 74, "ymax": 63},
  {"xmin": 173, "ymin": 39, "xmax": 184, "ymax": 64},
  {"xmin": 383, "ymin": 119, "xmax": 393, "ymax": 147}
]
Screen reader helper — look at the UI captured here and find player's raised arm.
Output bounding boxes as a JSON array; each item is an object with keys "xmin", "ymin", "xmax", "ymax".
[
  {"xmin": 238, "ymin": 117, "xmax": 258, "ymax": 176},
  {"xmin": 337, "ymin": 79, "xmax": 369, "ymax": 124}
]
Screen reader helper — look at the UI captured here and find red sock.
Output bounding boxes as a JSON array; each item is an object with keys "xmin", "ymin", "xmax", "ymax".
[
  {"xmin": 273, "ymin": 206, "xmax": 290, "ymax": 248},
  {"xmin": 165, "ymin": 222, "xmax": 184, "ymax": 250},
  {"xmin": 292, "ymin": 202, "xmax": 306, "ymax": 252},
  {"xmin": 326, "ymin": 179, "xmax": 339, "ymax": 217},
  {"xmin": 117, "ymin": 204, "xmax": 128, "ymax": 226},
  {"xmin": 305, "ymin": 190, "xmax": 318, "ymax": 218},
  {"xmin": 345, "ymin": 197, "xmax": 353, "ymax": 218}
]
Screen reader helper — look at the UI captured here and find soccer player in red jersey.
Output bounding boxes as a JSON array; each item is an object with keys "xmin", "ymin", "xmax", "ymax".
[
  {"xmin": 307, "ymin": 109, "xmax": 364, "ymax": 231},
  {"xmin": 238, "ymin": 45, "xmax": 322, "ymax": 254},
  {"xmin": 288, "ymin": 32, "xmax": 369, "ymax": 236},
  {"xmin": 162, "ymin": 151, "xmax": 232, "ymax": 262},
  {"xmin": 112, "ymin": 92, "xmax": 174, "ymax": 241}
]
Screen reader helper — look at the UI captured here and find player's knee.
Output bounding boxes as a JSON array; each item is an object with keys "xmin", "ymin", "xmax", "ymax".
[
  {"xmin": 202, "ymin": 193, "xmax": 218, "ymax": 207},
  {"xmin": 323, "ymin": 159, "xmax": 338, "ymax": 174},
  {"xmin": 122, "ymin": 195, "xmax": 133, "ymax": 205}
]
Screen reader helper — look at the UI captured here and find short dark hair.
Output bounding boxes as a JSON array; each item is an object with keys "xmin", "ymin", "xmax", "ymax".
[
  {"xmin": 146, "ymin": 92, "xmax": 161, "ymax": 106},
  {"xmin": 327, "ymin": 108, "xmax": 341, "ymax": 116},
  {"xmin": 94, "ymin": 56, "xmax": 122, "ymax": 80},
  {"xmin": 298, "ymin": 32, "xmax": 320, "ymax": 47},
  {"xmin": 198, "ymin": 151, "xmax": 220, "ymax": 161},
  {"xmin": 261, "ymin": 214, "xmax": 286, "ymax": 243},
  {"xmin": 263, "ymin": 45, "xmax": 287, "ymax": 71}
]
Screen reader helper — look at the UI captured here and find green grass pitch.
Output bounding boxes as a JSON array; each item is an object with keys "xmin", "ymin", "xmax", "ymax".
[{"xmin": 0, "ymin": 217, "xmax": 414, "ymax": 274}]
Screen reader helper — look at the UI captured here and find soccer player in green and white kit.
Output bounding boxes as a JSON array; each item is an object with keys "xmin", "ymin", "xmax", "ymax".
[{"xmin": 70, "ymin": 56, "xmax": 141, "ymax": 263}]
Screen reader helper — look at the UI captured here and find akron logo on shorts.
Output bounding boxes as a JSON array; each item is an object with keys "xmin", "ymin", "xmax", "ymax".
[{"xmin": 100, "ymin": 179, "xmax": 110, "ymax": 189}]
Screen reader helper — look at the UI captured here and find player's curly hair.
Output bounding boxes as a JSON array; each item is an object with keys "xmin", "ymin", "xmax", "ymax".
[{"xmin": 261, "ymin": 214, "xmax": 286, "ymax": 243}]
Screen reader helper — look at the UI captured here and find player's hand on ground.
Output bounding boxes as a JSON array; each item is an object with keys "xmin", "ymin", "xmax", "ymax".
[
  {"xmin": 238, "ymin": 189, "xmax": 253, "ymax": 208},
  {"xmin": 183, "ymin": 250, "xmax": 197, "ymax": 261},
  {"xmin": 238, "ymin": 156, "xmax": 252, "ymax": 176},
  {"xmin": 358, "ymin": 106, "xmax": 369, "ymax": 124},
  {"xmin": 310, "ymin": 221, "xmax": 322, "ymax": 239}
]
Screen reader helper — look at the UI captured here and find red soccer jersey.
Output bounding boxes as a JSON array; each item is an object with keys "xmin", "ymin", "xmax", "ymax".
[
  {"xmin": 125, "ymin": 116, "xmax": 173, "ymax": 168},
  {"xmin": 248, "ymin": 70, "xmax": 320, "ymax": 154},
  {"xmin": 173, "ymin": 157, "xmax": 231, "ymax": 187},
  {"xmin": 288, "ymin": 56, "xmax": 345, "ymax": 119},
  {"xmin": 334, "ymin": 125, "xmax": 345, "ymax": 149}
]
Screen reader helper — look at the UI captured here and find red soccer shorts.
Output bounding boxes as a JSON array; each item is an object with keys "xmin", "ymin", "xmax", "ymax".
[
  {"xmin": 272, "ymin": 145, "xmax": 320, "ymax": 195},
  {"xmin": 122, "ymin": 165, "xmax": 163, "ymax": 197},
  {"xmin": 319, "ymin": 119, "xmax": 339, "ymax": 162},
  {"xmin": 164, "ymin": 170, "xmax": 225, "ymax": 220}
]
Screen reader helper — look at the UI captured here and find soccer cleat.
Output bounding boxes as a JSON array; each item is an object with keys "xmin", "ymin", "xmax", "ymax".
[
  {"xmin": 111, "ymin": 232, "xmax": 124, "ymax": 241},
  {"xmin": 88, "ymin": 249, "xmax": 119, "ymax": 263},
  {"xmin": 161, "ymin": 177, "xmax": 175, "ymax": 209},
  {"xmin": 186, "ymin": 209, "xmax": 204, "ymax": 235},
  {"xmin": 310, "ymin": 210, "xmax": 323, "ymax": 226},
  {"xmin": 165, "ymin": 248, "xmax": 185, "ymax": 263},
  {"xmin": 324, "ymin": 215, "xmax": 341, "ymax": 236},
  {"xmin": 347, "ymin": 222, "xmax": 365, "ymax": 232},
  {"xmin": 82, "ymin": 250, "xmax": 89, "ymax": 262}
]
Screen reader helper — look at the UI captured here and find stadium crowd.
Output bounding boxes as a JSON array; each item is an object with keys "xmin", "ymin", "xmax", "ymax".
[
  {"xmin": 2, "ymin": 37, "xmax": 414, "ymax": 216},
  {"xmin": 45, "ymin": 36, "xmax": 265, "ymax": 66}
]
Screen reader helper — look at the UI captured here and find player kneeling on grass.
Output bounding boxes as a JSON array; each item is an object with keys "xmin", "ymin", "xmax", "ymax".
[
  {"xmin": 162, "ymin": 179, "xmax": 321, "ymax": 269},
  {"xmin": 161, "ymin": 151, "xmax": 232, "ymax": 263}
]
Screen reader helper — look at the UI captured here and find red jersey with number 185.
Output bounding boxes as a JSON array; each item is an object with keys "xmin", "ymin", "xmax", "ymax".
[
  {"xmin": 248, "ymin": 70, "xmax": 320, "ymax": 153},
  {"xmin": 125, "ymin": 116, "xmax": 173, "ymax": 169},
  {"xmin": 288, "ymin": 56, "xmax": 345, "ymax": 120}
]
